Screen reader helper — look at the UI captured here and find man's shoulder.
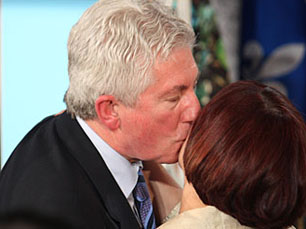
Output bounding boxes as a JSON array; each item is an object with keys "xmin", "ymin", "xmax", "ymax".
[
  {"xmin": 0, "ymin": 110, "xmax": 82, "ymax": 186},
  {"xmin": 0, "ymin": 111, "xmax": 115, "ymax": 228}
]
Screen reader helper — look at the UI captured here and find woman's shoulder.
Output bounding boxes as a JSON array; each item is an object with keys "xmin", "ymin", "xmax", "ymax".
[
  {"xmin": 158, "ymin": 206, "xmax": 296, "ymax": 229},
  {"xmin": 158, "ymin": 206, "xmax": 251, "ymax": 229}
]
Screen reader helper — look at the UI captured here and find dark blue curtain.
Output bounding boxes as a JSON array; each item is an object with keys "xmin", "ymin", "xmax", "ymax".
[{"xmin": 240, "ymin": 0, "xmax": 306, "ymax": 120}]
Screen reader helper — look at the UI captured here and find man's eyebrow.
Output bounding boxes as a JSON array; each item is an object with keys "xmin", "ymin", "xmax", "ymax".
[{"xmin": 159, "ymin": 85, "xmax": 188, "ymax": 99}]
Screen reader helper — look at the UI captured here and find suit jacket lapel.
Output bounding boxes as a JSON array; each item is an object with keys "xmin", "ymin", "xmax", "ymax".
[{"xmin": 55, "ymin": 112, "xmax": 140, "ymax": 228}]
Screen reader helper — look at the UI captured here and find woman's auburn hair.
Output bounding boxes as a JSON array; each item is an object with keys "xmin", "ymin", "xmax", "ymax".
[{"xmin": 184, "ymin": 80, "xmax": 306, "ymax": 229}]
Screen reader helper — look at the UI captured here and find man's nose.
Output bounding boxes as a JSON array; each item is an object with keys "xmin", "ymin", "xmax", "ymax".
[{"xmin": 181, "ymin": 91, "xmax": 200, "ymax": 123}]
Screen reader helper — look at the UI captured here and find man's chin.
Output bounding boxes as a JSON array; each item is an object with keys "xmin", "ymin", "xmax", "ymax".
[
  {"xmin": 158, "ymin": 153, "xmax": 179, "ymax": 164},
  {"xmin": 141, "ymin": 146, "xmax": 181, "ymax": 164}
]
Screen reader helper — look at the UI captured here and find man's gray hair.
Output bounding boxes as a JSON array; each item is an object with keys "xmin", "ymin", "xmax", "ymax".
[{"xmin": 64, "ymin": 0, "xmax": 195, "ymax": 119}]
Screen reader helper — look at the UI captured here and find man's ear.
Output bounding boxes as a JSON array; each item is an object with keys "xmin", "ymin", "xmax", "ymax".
[{"xmin": 95, "ymin": 95, "xmax": 120, "ymax": 130}]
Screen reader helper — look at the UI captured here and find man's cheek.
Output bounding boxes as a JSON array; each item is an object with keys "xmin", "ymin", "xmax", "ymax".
[{"xmin": 156, "ymin": 112, "xmax": 179, "ymax": 127}]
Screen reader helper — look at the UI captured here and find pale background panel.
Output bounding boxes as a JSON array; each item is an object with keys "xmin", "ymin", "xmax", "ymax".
[{"xmin": 1, "ymin": 0, "xmax": 97, "ymax": 167}]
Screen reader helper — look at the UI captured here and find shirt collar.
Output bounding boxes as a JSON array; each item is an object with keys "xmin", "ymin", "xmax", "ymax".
[{"xmin": 76, "ymin": 116, "xmax": 142, "ymax": 198}]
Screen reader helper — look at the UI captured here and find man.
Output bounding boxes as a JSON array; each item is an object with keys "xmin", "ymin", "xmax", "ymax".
[{"xmin": 0, "ymin": 0, "xmax": 200, "ymax": 228}]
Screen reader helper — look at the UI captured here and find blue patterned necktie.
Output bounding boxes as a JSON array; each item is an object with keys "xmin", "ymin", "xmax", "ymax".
[{"xmin": 133, "ymin": 169, "xmax": 156, "ymax": 229}]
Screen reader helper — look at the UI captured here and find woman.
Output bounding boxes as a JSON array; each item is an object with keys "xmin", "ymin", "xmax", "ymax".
[{"xmin": 159, "ymin": 80, "xmax": 306, "ymax": 229}]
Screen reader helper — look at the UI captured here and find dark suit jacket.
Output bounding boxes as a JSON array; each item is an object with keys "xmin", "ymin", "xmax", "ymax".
[{"xmin": 0, "ymin": 111, "xmax": 141, "ymax": 229}]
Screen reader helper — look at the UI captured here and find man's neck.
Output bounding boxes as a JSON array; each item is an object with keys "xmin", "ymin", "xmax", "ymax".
[{"xmin": 85, "ymin": 119, "xmax": 119, "ymax": 151}]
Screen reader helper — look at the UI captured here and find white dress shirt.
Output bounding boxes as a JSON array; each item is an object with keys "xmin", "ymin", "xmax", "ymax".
[{"xmin": 76, "ymin": 117, "xmax": 142, "ymax": 212}]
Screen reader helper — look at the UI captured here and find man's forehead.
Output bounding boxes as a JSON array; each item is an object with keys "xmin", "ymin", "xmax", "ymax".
[{"xmin": 145, "ymin": 47, "xmax": 198, "ymax": 94}]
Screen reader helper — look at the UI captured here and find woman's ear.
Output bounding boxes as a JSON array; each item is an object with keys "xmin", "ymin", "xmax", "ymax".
[{"xmin": 95, "ymin": 95, "xmax": 120, "ymax": 130}]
